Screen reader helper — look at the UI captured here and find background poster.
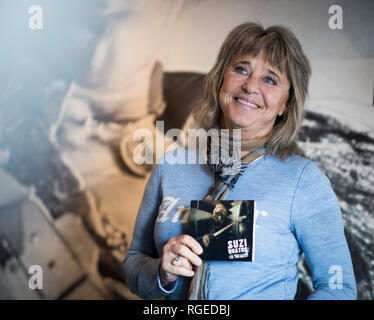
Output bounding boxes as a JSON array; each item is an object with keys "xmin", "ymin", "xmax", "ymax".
[{"xmin": 0, "ymin": 0, "xmax": 373, "ymax": 299}]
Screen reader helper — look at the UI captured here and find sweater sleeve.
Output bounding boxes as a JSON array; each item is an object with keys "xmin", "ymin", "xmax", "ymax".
[
  {"xmin": 122, "ymin": 164, "xmax": 178, "ymax": 299},
  {"xmin": 291, "ymin": 161, "xmax": 357, "ymax": 300}
]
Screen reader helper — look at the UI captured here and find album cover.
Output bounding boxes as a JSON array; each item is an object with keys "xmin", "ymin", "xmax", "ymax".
[{"xmin": 189, "ymin": 200, "xmax": 255, "ymax": 261}]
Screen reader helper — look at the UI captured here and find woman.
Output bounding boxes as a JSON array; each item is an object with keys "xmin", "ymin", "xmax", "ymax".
[{"xmin": 123, "ymin": 22, "xmax": 357, "ymax": 299}]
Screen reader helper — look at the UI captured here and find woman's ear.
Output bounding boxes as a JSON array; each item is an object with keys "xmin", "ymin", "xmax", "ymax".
[{"xmin": 278, "ymin": 105, "xmax": 286, "ymax": 117}]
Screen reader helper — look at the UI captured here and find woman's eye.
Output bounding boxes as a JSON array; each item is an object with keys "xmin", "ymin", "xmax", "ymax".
[
  {"xmin": 234, "ymin": 66, "xmax": 247, "ymax": 75},
  {"xmin": 264, "ymin": 77, "xmax": 277, "ymax": 86}
]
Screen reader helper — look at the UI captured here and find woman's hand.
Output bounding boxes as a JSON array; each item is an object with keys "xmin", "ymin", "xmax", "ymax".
[{"xmin": 159, "ymin": 234, "xmax": 203, "ymax": 288}]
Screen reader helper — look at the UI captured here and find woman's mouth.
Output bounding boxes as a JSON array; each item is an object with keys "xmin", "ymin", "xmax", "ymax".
[{"xmin": 235, "ymin": 97, "xmax": 260, "ymax": 109}]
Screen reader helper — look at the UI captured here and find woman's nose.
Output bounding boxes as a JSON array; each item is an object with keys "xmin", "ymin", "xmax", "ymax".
[{"xmin": 241, "ymin": 75, "xmax": 259, "ymax": 94}]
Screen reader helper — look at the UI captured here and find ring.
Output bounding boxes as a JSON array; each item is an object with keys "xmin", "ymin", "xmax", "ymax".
[{"xmin": 172, "ymin": 255, "xmax": 182, "ymax": 267}]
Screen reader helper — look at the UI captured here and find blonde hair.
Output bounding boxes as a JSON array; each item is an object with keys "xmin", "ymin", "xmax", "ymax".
[{"xmin": 192, "ymin": 22, "xmax": 311, "ymax": 159}]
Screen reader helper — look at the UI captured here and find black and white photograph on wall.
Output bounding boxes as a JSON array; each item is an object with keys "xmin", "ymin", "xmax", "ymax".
[{"xmin": 0, "ymin": 0, "xmax": 373, "ymax": 301}]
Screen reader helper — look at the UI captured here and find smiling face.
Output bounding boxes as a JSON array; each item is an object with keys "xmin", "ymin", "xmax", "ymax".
[{"xmin": 218, "ymin": 53, "xmax": 290, "ymax": 139}]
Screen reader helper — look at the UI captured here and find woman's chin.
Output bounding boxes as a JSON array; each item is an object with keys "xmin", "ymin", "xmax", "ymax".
[
  {"xmin": 226, "ymin": 119, "xmax": 253, "ymax": 130},
  {"xmin": 221, "ymin": 112, "xmax": 256, "ymax": 131}
]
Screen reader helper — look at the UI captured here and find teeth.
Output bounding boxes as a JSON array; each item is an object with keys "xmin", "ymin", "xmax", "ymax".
[{"xmin": 237, "ymin": 98, "xmax": 259, "ymax": 109}]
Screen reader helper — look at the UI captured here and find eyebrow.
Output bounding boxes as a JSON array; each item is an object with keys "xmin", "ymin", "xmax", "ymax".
[{"xmin": 235, "ymin": 61, "xmax": 250, "ymax": 66}]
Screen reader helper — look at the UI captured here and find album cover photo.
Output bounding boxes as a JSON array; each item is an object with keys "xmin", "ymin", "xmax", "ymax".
[{"xmin": 189, "ymin": 200, "xmax": 255, "ymax": 261}]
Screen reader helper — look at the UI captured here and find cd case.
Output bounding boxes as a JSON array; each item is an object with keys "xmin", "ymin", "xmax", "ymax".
[{"xmin": 189, "ymin": 200, "xmax": 255, "ymax": 261}]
